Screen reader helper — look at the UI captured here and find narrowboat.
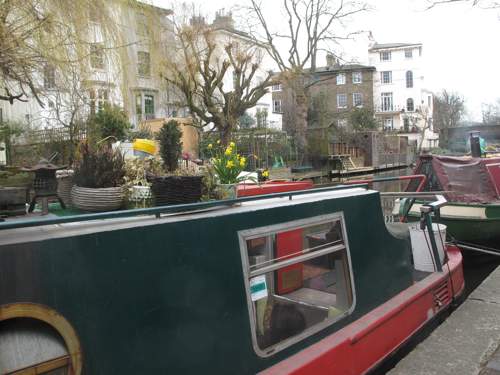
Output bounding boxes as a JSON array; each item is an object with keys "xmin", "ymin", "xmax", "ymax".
[
  {"xmin": 0, "ymin": 184, "xmax": 464, "ymax": 374},
  {"xmin": 399, "ymin": 154, "xmax": 500, "ymax": 252}
]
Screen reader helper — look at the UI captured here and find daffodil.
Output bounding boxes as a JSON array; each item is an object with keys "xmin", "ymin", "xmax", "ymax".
[
  {"xmin": 226, "ymin": 160, "xmax": 235, "ymax": 168},
  {"xmin": 225, "ymin": 147, "xmax": 232, "ymax": 156},
  {"xmin": 230, "ymin": 141, "xmax": 235, "ymax": 148},
  {"xmin": 217, "ymin": 140, "xmax": 221, "ymax": 144},
  {"xmin": 239, "ymin": 157, "xmax": 246, "ymax": 167},
  {"xmin": 207, "ymin": 143, "xmax": 213, "ymax": 150},
  {"xmin": 262, "ymin": 170, "xmax": 269, "ymax": 177}
]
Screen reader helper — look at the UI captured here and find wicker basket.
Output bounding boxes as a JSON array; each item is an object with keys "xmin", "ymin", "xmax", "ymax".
[
  {"xmin": 71, "ymin": 185, "xmax": 124, "ymax": 212},
  {"xmin": 150, "ymin": 176, "xmax": 203, "ymax": 206},
  {"xmin": 56, "ymin": 170, "xmax": 74, "ymax": 208}
]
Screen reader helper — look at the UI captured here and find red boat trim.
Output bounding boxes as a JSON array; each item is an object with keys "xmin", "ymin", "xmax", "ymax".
[{"xmin": 259, "ymin": 247, "xmax": 463, "ymax": 375}]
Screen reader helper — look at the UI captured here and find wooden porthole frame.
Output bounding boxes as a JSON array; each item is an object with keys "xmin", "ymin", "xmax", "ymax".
[{"xmin": 0, "ymin": 303, "xmax": 83, "ymax": 375}]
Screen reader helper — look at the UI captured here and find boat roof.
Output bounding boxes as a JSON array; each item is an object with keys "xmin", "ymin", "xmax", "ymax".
[
  {"xmin": 414, "ymin": 155, "xmax": 500, "ymax": 203},
  {"xmin": 0, "ymin": 187, "xmax": 373, "ymax": 246}
]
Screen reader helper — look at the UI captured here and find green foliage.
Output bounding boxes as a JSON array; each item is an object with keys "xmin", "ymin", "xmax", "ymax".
[
  {"xmin": 74, "ymin": 142, "xmax": 125, "ymax": 188},
  {"xmin": 89, "ymin": 104, "xmax": 131, "ymax": 142},
  {"xmin": 239, "ymin": 112, "xmax": 255, "ymax": 129},
  {"xmin": 347, "ymin": 108, "xmax": 378, "ymax": 131},
  {"xmin": 130, "ymin": 124, "xmax": 154, "ymax": 140},
  {"xmin": 157, "ymin": 120, "xmax": 182, "ymax": 173},
  {"xmin": 207, "ymin": 141, "xmax": 252, "ymax": 184},
  {"xmin": 255, "ymin": 108, "xmax": 268, "ymax": 128}
]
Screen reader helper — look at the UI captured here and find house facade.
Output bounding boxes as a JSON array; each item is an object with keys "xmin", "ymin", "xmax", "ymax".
[
  {"xmin": 368, "ymin": 42, "xmax": 438, "ymax": 149},
  {"xmin": 0, "ymin": 2, "xmax": 180, "ymax": 133},
  {"xmin": 271, "ymin": 57, "xmax": 375, "ymax": 134}
]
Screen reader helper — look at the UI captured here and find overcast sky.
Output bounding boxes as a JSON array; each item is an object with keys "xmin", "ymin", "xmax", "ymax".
[{"xmin": 154, "ymin": 0, "xmax": 500, "ymax": 120}]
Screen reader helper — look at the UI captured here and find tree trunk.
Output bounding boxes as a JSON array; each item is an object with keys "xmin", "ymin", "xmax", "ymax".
[{"xmin": 293, "ymin": 84, "xmax": 309, "ymax": 165}]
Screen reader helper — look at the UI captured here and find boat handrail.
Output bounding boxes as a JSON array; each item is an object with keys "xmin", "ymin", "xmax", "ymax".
[{"xmin": 0, "ymin": 183, "xmax": 369, "ymax": 231}]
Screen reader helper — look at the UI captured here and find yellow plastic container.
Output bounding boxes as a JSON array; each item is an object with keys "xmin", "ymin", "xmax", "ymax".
[{"xmin": 133, "ymin": 139, "xmax": 157, "ymax": 155}]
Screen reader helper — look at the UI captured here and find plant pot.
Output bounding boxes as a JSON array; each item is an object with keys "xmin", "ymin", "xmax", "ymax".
[
  {"xmin": 128, "ymin": 185, "xmax": 152, "ymax": 208},
  {"xmin": 150, "ymin": 175, "xmax": 203, "ymax": 206},
  {"xmin": 215, "ymin": 183, "xmax": 238, "ymax": 200},
  {"xmin": 71, "ymin": 185, "xmax": 124, "ymax": 212},
  {"xmin": 56, "ymin": 170, "xmax": 74, "ymax": 208}
]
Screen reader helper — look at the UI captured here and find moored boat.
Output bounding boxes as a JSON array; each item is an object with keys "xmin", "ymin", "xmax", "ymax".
[
  {"xmin": 400, "ymin": 154, "xmax": 500, "ymax": 251},
  {"xmin": 0, "ymin": 184, "xmax": 463, "ymax": 374}
]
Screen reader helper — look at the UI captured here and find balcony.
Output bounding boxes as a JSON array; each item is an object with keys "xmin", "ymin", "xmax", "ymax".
[{"xmin": 374, "ymin": 105, "xmax": 405, "ymax": 114}]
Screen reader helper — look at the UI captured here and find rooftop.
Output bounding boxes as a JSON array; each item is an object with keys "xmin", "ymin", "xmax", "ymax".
[
  {"xmin": 313, "ymin": 64, "xmax": 376, "ymax": 74},
  {"xmin": 369, "ymin": 42, "xmax": 422, "ymax": 51}
]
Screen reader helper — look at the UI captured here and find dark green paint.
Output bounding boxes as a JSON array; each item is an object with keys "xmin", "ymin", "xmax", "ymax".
[{"xmin": 0, "ymin": 191, "xmax": 413, "ymax": 374}]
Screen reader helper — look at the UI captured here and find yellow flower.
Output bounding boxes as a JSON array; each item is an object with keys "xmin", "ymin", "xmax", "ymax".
[
  {"xmin": 262, "ymin": 170, "xmax": 269, "ymax": 177},
  {"xmin": 207, "ymin": 143, "xmax": 213, "ymax": 150},
  {"xmin": 217, "ymin": 140, "xmax": 221, "ymax": 144},
  {"xmin": 225, "ymin": 147, "xmax": 232, "ymax": 156},
  {"xmin": 230, "ymin": 141, "xmax": 236, "ymax": 148},
  {"xmin": 239, "ymin": 157, "xmax": 246, "ymax": 167},
  {"xmin": 226, "ymin": 160, "xmax": 235, "ymax": 168}
]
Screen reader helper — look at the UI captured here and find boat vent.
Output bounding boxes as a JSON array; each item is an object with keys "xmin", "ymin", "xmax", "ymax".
[{"xmin": 433, "ymin": 281, "xmax": 451, "ymax": 308}]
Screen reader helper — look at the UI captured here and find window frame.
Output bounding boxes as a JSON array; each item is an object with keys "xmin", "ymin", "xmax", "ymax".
[
  {"xmin": 271, "ymin": 84, "xmax": 282, "ymax": 92},
  {"xmin": 90, "ymin": 43, "xmax": 105, "ymax": 70},
  {"xmin": 352, "ymin": 71, "xmax": 362, "ymax": 84},
  {"xmin": 406, "ymin": 98, "xmax": 415, "ymax": 112},
  {"xmin": 381, "ymin": 71, "xmax": 392, "ymax": 85},
  {"xmin": 336, "ymin": 73, "xmax": 346, "ymax": 85},
  {"xmin": 337, "ymin": 93, "xmax": 347, "ymax": 109},
  {"xmin": 406, "ymin": 71, "xmax": 413, "ymax": 88},
  {"xmin": 405, "ymin": 49, "xmax": 413, "ymax": 59},
  {"xmin": 137, "ymin": 51, "xmax": 151, "ymax": 77},
  {"xmin": 380, "ymin": 51, "xmax": 391, "ymax": 61},
  {"xmin": 238, "ymin": 213, "xmax": 356, "ymax": 358},
  {"xmin": 272, "ymin": 99, "xmax": 282, "ymax": 114},
  {"xmin": 353, "ymin": 93, "xmax": 363, "ymax": 108}
]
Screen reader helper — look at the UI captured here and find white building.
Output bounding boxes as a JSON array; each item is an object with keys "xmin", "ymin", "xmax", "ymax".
[
  {"xmin": 368, "ymin": 42, "xmax": 438, "ymax": 149},
  {"xmin": 0, "ymin": 2, "xmax": 180, "ymax": 133}
]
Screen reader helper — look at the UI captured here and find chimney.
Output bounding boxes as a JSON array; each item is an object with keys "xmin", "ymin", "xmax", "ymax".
[
  {"xmin": 326, "ymin": 54, "xmax": 335, "ymax": 68},
  {"xmin": 212, "ymin": 9, "xmax": 234, "ymax": 30},
  {"xmin": 190, "ymin": 15, "xmax": 206, "ymax": 27}
]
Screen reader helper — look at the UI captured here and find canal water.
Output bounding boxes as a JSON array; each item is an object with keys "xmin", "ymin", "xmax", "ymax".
[{"xmin": 345, "ymin": 167, "xmax": 500, "ymax": 374}]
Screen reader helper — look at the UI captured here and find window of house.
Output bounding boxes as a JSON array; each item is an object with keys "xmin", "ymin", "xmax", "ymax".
[
  {"xmin": 404, "ymin": 117, "xmax": 410, "ymax": 131},
  {"xmin": 273, "ymin": 100, "xmax": 282, "ymax": 114},
  {"xmin": 352, "ymin": 72, "xmax": 362, "ymax": 84},
  {"xmin": 336, "ymin": 73, "xmax": 346, "ymax": 85},
  {"xmin": 90, "ymin": 43, "xmax": 104, "ymax": 70},
  {"xmin": 337, "ymin": 94, "xmax": 347, "ymax": 109},
  {"xmin": 136, "ymin": 12, "xmax": 148, "ymax": 36},
  {"xmin": 381, "ymin": 92, "xmax": 393, "ymax": 112},
  {"xmin": 405, "ymin": 49, "xmax": 413, "ymax": 59},
  {"xmin": 272, "ymin": 84, "xmax": 282, "ymax": 92},
  {"xmin": 407, "ymin": 98, "xmax": 415, "ymax": 112},
  {"xmin": 135, "ymin": 92, "xmax": 155, "ymax": 122},
  {"xmin": 381, "ymin": 71, "xmax": 392, "ymax": 84},
  {"xmin": 380, "ymin": 51, "xmax": 391, "ymax": 61},
  {"xmin": 89, "ymin": 89, "xmax": 109, "ymax": 115},
  {"xmin": 353, "ymin": 93, "xmax": 363, "ymax": 107},
  {"xmin": 43, "ymin": 65, "xmax": 55, "ymax": 89},
  {"xmin": 383, "ymin": 117, "xmax": 394, "ymax": 130},
  {"xmin": 138, "ymin": 51, "xmax": 151, "ymax": 77},
  {"xmin": 406, "ymin": 71, "xmax": 413, "ymax": 88},
  {"xmin": 239, "ymin": 214, "xmax": 354, "ymax": 357}
]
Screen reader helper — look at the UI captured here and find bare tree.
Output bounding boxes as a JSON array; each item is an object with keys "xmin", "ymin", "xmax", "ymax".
[
  {"xmin": 163, "ymin": 16, "xmax": 272, "ymax": 145},
  {"xmin": 246, "ymin": 0, "xmax": 369, "ymax": 162},
  {"xmin": 0, "ymin": 0, "xmax": 145, "ymax": 107},
  {"xmin": 433, "ymin": 89, "xmax": 465, "ymax": 148},
  {"xmin": 482, "ymin": 99, "xmax": 500, "ymax": 125}
]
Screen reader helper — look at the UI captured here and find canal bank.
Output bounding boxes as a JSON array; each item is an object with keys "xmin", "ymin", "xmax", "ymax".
[{"xmin": 389, "ymin": 260, "xmax": 500, "ymax": 375}]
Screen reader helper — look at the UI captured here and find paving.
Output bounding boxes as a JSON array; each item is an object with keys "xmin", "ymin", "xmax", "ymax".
[{"xmin": 390, "ymin": 267, "xmax": 500, "ymax": 375}]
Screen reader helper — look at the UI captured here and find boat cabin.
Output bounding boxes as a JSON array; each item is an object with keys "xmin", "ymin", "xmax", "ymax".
[{"xmin": 0, "ymin": 186, "xmax": 463, "ymax": 374}]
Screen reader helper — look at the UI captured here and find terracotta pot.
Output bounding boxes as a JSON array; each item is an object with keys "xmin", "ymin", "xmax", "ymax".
[{"xmin": 71, "ymin": 185, "xmax": 124, "ymax": 212}]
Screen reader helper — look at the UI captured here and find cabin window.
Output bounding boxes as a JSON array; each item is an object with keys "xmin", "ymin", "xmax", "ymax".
[{"xmin": 239, "ymin": 214, "xmax": 355, "ymax": 357}]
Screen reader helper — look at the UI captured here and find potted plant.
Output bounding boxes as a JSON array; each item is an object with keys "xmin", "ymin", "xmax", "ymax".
[
  {"xmin": 124, "ymin": 156, "xmax": 163, "ymax": 208},
  {"xmin": 71, "ymin": 142, "xmax": 125, "ymax": 212},
  {"xmin": 149, "ymin": 120, "xmax": 203, "ymax": 206},
  {"xmin": 207, "ymin": 140, "xmax": 254, "ymax": 200}
]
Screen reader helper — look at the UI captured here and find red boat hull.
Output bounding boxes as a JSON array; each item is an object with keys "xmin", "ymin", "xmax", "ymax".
[{"xmin": 260, "ymin": 246, "xmax": 464, "ymax": 375}]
